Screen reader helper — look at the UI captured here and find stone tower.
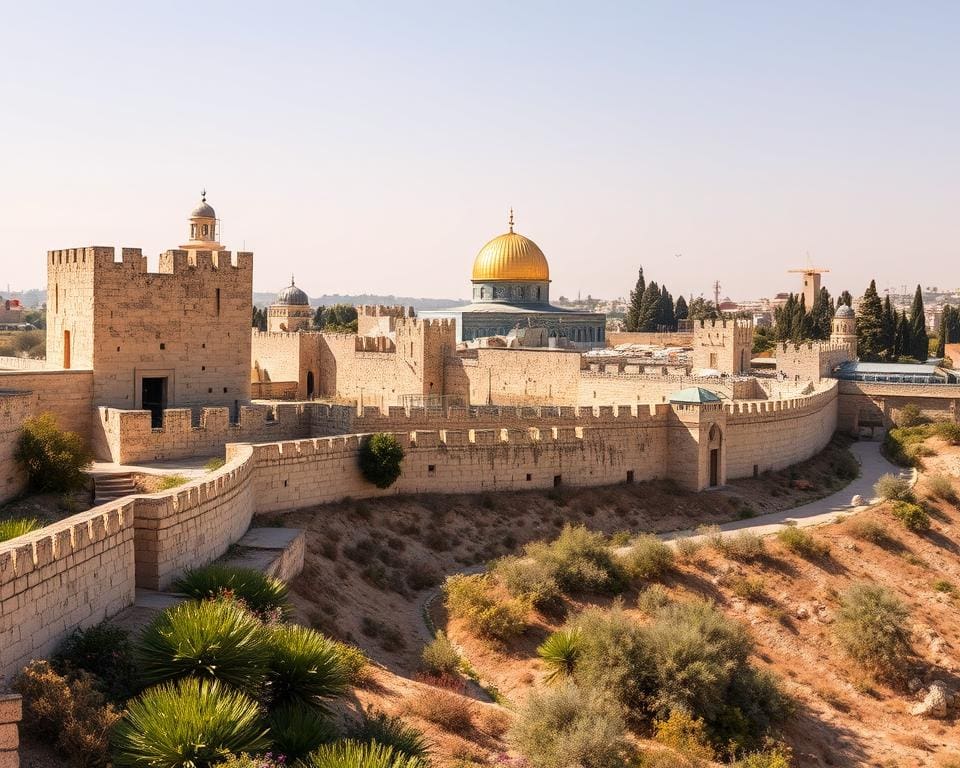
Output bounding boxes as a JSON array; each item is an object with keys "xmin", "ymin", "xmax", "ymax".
[
  {"xmin": 268, "ymin": 277, "xmax": 313, "ymax": 333},
  {"xmin": 692, "ymin": 318, "xmax": 753, "ymax": 375},
  {"xmin": 831, "ymin": 304, "xmax": 857, "ymax": 359},
  {"xmin": 180, "ymin": 191, "xmax": 225, "ymax": 252}
]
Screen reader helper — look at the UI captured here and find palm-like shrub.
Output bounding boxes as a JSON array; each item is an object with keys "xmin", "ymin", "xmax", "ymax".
[
  {"xmin": 267, "ymin": 703, "xmax": 337, "ymax": 761},
  {"xmin": 112, "ymin": 678, "xmax": 268, "ymax": 768},
  {"xmin": 0, "ymin": 517, "xmax": 42, "ymax": 543},
  {"xmin": 301, "ymin": 740, "xmax": 429, "ymax": 768},
  {"xmin": 137, "ymin": 599, "xmax": 269, "ymax": 694},
  {"xmin": 348, "ymin": 708, "xmax": 431, "ymax": 759},
  {"xmin": 175, "ymin": 565, "xmax": 290, "ymax": 618},
  {"xmin": 359, "ymin": 433, "xmax": 405, "ymax": 489},
  {"xmin": 537, "ymin": 628, "xmax": 583, "ymax": 684},
  {"xmin": 835, "ymin": 582, "xmax": 912, "ymax": 678},
  {"xmin": 15, "ymin": 413, "xmax": 92, "ymax": 492},
  {"xmin": 267, "ymin": 624, "xmax": 349, "ymax": 710}
]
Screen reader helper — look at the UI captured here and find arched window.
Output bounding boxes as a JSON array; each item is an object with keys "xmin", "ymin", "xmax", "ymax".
[
  {"xmin": 480, "ymin": 287, "xmax": 485, "ymax": 299},
  {"xmin": 202, "ymin": 224, "xmax": 209, "ymax": 237},
  {"xmin": 537, "ymin": 286, "xmax": 541, "ymax": 300},
  {"xmin": 191, "ymin": 224, "xmax": 197, "ymax": 238}
]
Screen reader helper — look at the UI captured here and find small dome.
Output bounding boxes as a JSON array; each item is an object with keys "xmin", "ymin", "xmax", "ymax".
[
  {"xmin": 669, "ymin": 387, "xmax": 722, "ymax": 404},
  {"xmin": 835, "ymin": 304, "xmax": 855, "ymax": 319},
  {"xmin": 276, "ymin": 279, "xmax": 309, "ymax": 306},
  {"xmin": 191, "ymin": 191, "xmax": 216, "ymax": 219}
]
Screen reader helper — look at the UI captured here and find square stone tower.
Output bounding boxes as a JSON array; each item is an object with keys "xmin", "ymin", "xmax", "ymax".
[{"xmin": 692, "ymin": 318, "xmax": 753, "ymax": 375}]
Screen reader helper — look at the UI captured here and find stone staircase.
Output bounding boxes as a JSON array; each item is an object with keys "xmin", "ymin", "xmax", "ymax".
[{"xmin": 93, "ymin": 472, "xmax": 137, "ymax": 505}]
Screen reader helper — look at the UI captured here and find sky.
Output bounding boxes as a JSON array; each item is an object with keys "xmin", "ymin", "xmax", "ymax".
[{"xmin": 1, "ymin": 1, "xmax": 957, "ymax": 302}]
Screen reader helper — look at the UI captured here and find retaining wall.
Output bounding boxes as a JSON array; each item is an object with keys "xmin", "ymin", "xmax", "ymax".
[
  {"xmin": 837, "ymin": 381, "xmax": 960, "ymax": 433},
  {"xmin": 0, "ymin": 392, "xmax": 35, "ymax": 504},
  {"xmin": 0, "ymin": 369, "xmax": 94, "ymax": 439}
]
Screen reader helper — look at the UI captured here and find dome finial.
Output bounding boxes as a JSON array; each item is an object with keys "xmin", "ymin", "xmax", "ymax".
[
  {"xmin": 201, "ymin": 188, "xmax": 206, "ymax": 202},
  {"xmin": 291, "ymin": 274, "xmax": 295, "ymax": 286},
  {"xmin": 508, "ymin": 207, "xmax": 514, "ymax": 233}
]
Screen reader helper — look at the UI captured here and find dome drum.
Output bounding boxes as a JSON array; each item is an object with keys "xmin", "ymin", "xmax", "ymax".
[{"xmin": 471, "ymin": 280, "xmax": 550, "ymax": 305}]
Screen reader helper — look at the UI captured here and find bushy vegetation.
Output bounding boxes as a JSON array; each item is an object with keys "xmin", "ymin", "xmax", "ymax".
[
  {"xmin": 403, "ymin": 686, "xmax": 473, "ymax": 732},
  {"xmin": 300, "ymin": 740, "xmax": 429, "ymax": 768},
  {"xmin": 926, "ymin": 473, "xmax": 957, "ymax": 503},
  {"xmin": 493, "ymin": 554, "xmax": 561, "ymax": 607},
  {"xmin": 523, "ymin": 524, "xmax": 624, "ymax": 594},
  {"xmin": 15, "ymin": 413, "xmax": 92, "ymax": 492},
  {"xmin": 509, "ymin": 682, "xmax": 633, "ymax": 768},
  {"xmin": 651, "ymin": 709, "xmax": 715, "ymax": 763},
  {"xmin": 835, "ymin": 582, "xmax": 912, "ymax": 678},
  {"xmin": 13, "ymin": 660, "xmax": 120, "ymax": 768},
  {"xmin": 873, "ymin": 473, "xmax": 914, "ymax": 502},
  {"xmin": 620, "ymin": 534, "xmax": 675, "ymax": 580},
  {"xmin": 537, "ymin": 628, "xmax": 583, "ymax": 684},
  {"xmin": 359, "ymin": 433, "xmax": 405, "ymax": 489},
  {"xmin": 443, "ymin": 573, "xmax": 528, "ymax": 641},
  {"xmin": 0, "ymin": 516, "xmax": 42, "ymax": 543},
  {"xmin": 421, "ymin": 631, "xmax": 461, "ymax": 676},
  {"xmin": 155, "ymin": 474, "xmax": 190, "ymax": 490},
  {"xmin": 711, "ymin": 529, "xmax": 765, "ymax": 562},
  {"xmin": 55, "ymin": 622, "xmax": 138, "ymax": 702},
  {"xmin": 884, "ymin": 420, "xmax": 960, "ymax": 467},
  {"xmin": 348, "ymin": 708, "xmax": 431, "ymax": 760},
  {"xmin": 267, "ymin": 703, "xmax": 337, "ymax": 761},
  {"xmin": 266, "ymin": 623, "xmax": 349, "ymax": 711},
  {"xmin": 112, "ymin": 678, "xmax": 269, "ymax": 768},
  {"xmin": 890, "ymin": 500, "xmax": 931, "ymax": 532},
  {"xmin": 175, "ymin": 565, "xmax": 290, "ymax": 619},
  {"xmin": 775, "ymin": 526, "xmax": 830, "ymax": 559},
  {"xmin": 137, "ymin": 599, "xmax": 270, "ymax": 694},
  {"xmin": 846, "ymin": 517, "xmax": 893, "ymax": 546}
]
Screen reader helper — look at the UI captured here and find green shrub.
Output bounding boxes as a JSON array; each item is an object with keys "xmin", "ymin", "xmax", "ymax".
[
  {"xmin": 846, "ymin": 517, "xmax": 892, "ymax": 546},
  {"xmin": 891, "ymin": 500, "xmax": 930, "ymax": 531},
  {"xmin": 835, "ymin": 582, "xmax": 912, "ymax": 678},
  {"xmin": 652, "ymin": 709, "xmax": 715, "ymax": 763},
  {"xmin": 537, "ymin": 628, "xmax": 584, "ymax": 684},
  {"xmin": 359, "ymin": 433, "xmax": 405, "ymax": 489},
  {"xmin": 832, "ymin": 451, "xmax": 860, "ymax": 481},
  {"xmin": 55, "ymin": 621, "xmax": 138, "ymax": 702},
  {"xmin": 443, "ymin": 573, "xmax": 528, "ymax": 641},
  {"xmin": 266, "ymin": 623, "xmax": 349, "ymax": 711},
  {"xmin": 300, "ymin": 740, "xmax": 429, "ymax": 768},
  {"xmin": 873, "ymin": 473, "xmax": 914, "ymax": 502},
  {"xmin": 733, "ymin": 744, "xmax": 793, "ymax": 768},
  {"xmin": 674, "ymin": 535, "xmax": 704, "ymax": 562},
  {"xmin": 926, "ymin": 473, "xmax": 957, "ymax": 503},
  {"xmin": 524, "ymin": 524, "xmax": 624, "ymax": 594},
  {"xmin": 932, "ymin": 579, "xmax": 955, "ymax": 594},
  {"xmin": 421, "ymin": 631, "xmax": 461, "ymax": 676},
  {"xmin": 713, "ymin": 530, "xmax": 765, "ymax": 562},
  {"xmin": 727, "ymin": 575, "xmax": 767, "ymax": 602},
  {"xmin": 637, "ymin": 584, "xmax": 672, "ymax": 614},
  {"xmin": 330, "ymin": 640, "xmax": 370, "ymax": 684},
  {"xmin": 621, "ymin": 534, "xmax": 674, "ymax": 581},
  {"xmin": 776, "ymin": 526, "xmax": 830, "ymax": 559},
  {"xmin": 348, "ymin": 708, "xmax": 432, "ymax": 759},
  {"xmin": 156, "ymin": 474, "xmax": 190, "ymax": 490},
  {"xmin": 15, "ymin": 413, "xmax": 92, "ymax": 492},
  {"xmin": 216, "ymin": 755, "xmax": 285, "ymax": 768},
  {"xmin": 112, "ymin": 678, "xmax": 269, "ymax": 768},
  {"xmin": 175, "ymin": 565, "xmax": 291, "ymax": 618},
  {"xmin": 137, "ymin": 599, "xmax": 270, "ymax": 695},
  {"xmin": 13, "ymin": 660, "xmax": 120, "ymax": 768},
  {"xmin": 508, "ymin": 682, "xmax": 633, "ymax": 768},
  {"xmin": 896, "ymin": 404, "xmax": 926, "ymax": 427},
  {"xmin": 267, "ymin": 703, "xmax": 337, "ymax": 761},
  {"xmin": 0, "ymin": 516, "xmax": 42, "ymax": 543},
  {"xmin": 493, "ymin": 555, "xmax": 561, "ymax": 607},
  {"xmin": 933, "ymin": 420, "xmax": 960, "ymax": 445}
]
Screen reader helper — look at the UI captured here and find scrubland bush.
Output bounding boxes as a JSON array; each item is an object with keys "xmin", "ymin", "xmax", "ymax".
[
  {"xmin": 359, "ymin": 432, "xmax": 405, "ymax": 488},
  {"xmin": 493, "ymin": 555, "xmax": 561, "ymax": 607},
  {"xmin": 832, "ymin": 450, "xmax": 860, "ymax": 481},
  {"xmin": 637, "ymin": 584, "xmax": 672, "ymax": 614},
  {"xmin": 846, "ymin": 517, "xmax": 893, "ymax": 546},
  {"xmin": 896, "ymin": 404, "xmax": 926, "ymax": 428},
  {"xmin": 509, "ymin": 682, "xmax": 632, "ymax": 768},
  {"xmin": 443, "ymin": 573, "xmax": 528, "ymax": 641},
  {"xmin": 933, "ymin": 420, "xmax": 960, "ymax": 445},
  {"xmin": 112, "ymin": 678, "xmax": 268, "ymax": 768},
  {"xmin": 537, "ymin": 628, "xmax": 583, "ymax": 684},
  {"xmin": 926, "ymin": 473, "xmax": 957, "ymax": 503},
  {"xmin": 330, "ymin": 640, "xmax": 370, "ymax": 685},
  {"xmin": 403, "ymin": 686, "xmax": 473, "ymax": 731},
  {"xmin": 713, "ymin": 530, "xmax": 765, "ymax": 562},
  {"xmin": 15, "ymin": 413, "xmax": 92, "ymax": 492},
  {"xmin": 891, "ymin": 500, "xmax": 931, "ymax": 531},
  {"xmin": 348, "ymin": 707, "xmax": 431, "ymax": 759},
  {"xmin": 621, "ymin": 534, "xmax": 675, "ymax": 580},
  {"xmin": 13, "ymin": 660, "xmax": 119, "ymax": 768},
  {"xmin": 674, "ymin": 535, "xmax": 704, "ymax": 562},
  {"xmin": 421, "ymin": 631, "xmax": 461, "ymax": 676},
  {"xmin": 523, "ymin": 524, "xmax": 624, "ymax": 594},
  {"xmin": 55, "ymin": 622, "xmax": 137, "ymax": 703},
  {"xmin": 727, "ymin": 575, "xmax": 767, "ymax": 602},
  {"xmin": 835, "ymin": 582, "xmax": 912, "ymax": 678},
  {"xmin": 652, "ymin": 709, "xmax": 715, "ymax": 763},
  {"xmin": 175, "ymin": 564, "xmax": 290, "ymax": 618},
  {"xmin": 733, "ymin": 744, "xmax": 794, "ymax": 768},
  {"xmin": 776, "ymin": 526, "xmax": 830, "ymax": 559},
  {"xmin": 874, "ymin": 473, "xmax": 914, "ymax": 502},
  {"xmin": 155, "ymin": 474, "xmax": 189, "ymax": 490}
]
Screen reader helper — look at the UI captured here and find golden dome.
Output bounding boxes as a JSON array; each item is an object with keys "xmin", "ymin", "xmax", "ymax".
[{"xmin": 471, "ymin": 215, "xmax": 550, "ymax": 282}]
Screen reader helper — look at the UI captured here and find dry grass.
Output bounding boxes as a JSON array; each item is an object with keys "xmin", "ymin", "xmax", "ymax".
[{"xmin": 403, "ymin": 686, "xmax": 474, "ymax": 732}]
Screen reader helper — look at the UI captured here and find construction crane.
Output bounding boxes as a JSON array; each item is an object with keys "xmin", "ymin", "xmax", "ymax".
[{"xmin": 788, "ymin": 265, "xmax": 830, "ymax": 309}]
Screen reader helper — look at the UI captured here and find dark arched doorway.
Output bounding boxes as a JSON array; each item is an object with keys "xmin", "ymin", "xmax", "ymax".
[
  {"xmin": 306, "ymin": 371, "xmax": 315, "ymax": 399},
  {"xmin": 708, "ymin": 424, "xmax": 723, "ymax": 487}
]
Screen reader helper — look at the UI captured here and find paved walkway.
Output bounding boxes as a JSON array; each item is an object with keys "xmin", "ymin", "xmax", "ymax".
[
  {"xmin": 667, "ymin": 438, "xmax": 914, "ymax": 542},
  {"xmin": 89, "ymin": 456, "xmax": 216, "ymax": 480}
]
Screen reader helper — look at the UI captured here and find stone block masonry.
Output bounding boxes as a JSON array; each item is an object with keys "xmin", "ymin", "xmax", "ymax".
[
  {"xmin": 0, "ymin": 694, "xmax": 20, "ymax": 768},
  {"xmin": 0, "ymin": 392, "xmax": 34, "ymax": 504},
  {"xmin": 0, "ymin": 369, "xmax": 94, "ymax": 440}
]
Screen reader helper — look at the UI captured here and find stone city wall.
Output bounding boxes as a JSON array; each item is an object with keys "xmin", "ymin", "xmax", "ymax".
[
  {"xmin": 0, "ymin": 369, "xmax": 94, "ymax": 439},
  {"xmin": 723, "ymin": 380, "xmax": 839, "ymax": 477},
  {"xmin": 607, "ymin": 331, "xmax": 694, "ymax": 347},
  {"xmin": 0, "ymin": 392, "xmax": 35, "ymax": 504},
  {"xmin": 92, "ymin": 403, "xmax": 312, "ymax": 463},
  {"xmin": 239, "ymin": 420, "xmax": 672, "ymax": 514},
  {"xmin": 838, "ymin": 381, "xmax": 960, "ymax": 433},
  {"xmin": 775, "ymin": 341, "xmax": 852, "ymax": 383},
  {"xmin": 0, "ymin": 501, "xmax": 136, "ymax": 685},
  {"xmin": 579, "ymin": 370, "xmax": 764, "ymax": 405}
]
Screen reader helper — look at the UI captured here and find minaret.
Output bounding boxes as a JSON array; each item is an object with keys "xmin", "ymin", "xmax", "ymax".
[{"xmin": 181, "ymin": 190, "xmax": 225, "ymax": 252}]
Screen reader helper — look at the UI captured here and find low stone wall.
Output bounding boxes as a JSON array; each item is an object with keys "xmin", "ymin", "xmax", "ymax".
[
  {"xmin": 0, "ymin": 501, "xmax": 136, "ymax": 685},
  {"xmin": 93, "ymin": 403, "xmax": 312, "ymax": 463},
  {"xmin": 607, "ymin": 331, "xmax": 693, "ymax": 347},
  {"xmin": 0, "ymin": 391, "xmax": 35, "ymax": 504},
  {"xmin": 132, "ymin": 444, "xmax": 256, "ymax": 590},
  {"xmin": 0, "ymin": 369, "xmax": 94, "ymax": 440},
  {"xmin": 579, "ymin": 371, "xmax": 764, "ymax": 405},
  {"xmin": 0, "ymin": 357, "xmax": 46, "ymax": 371},
  {"xmin": 239, "ymin": 423, "xmax": 672, "ymax": 513},
  {"xmin": 724, "ymin": 380, "xmax": 839, "ymax": 477},
  {"xmin": 838, "ymin": 381, "xmax": 960, "ymax": 433}
]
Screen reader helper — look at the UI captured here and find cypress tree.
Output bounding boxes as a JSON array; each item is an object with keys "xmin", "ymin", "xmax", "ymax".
[
  {"xmin": 625, "ymin": 268, "xmax": 645, "ymax": 332},
  {"xmin": 881, "ymin": 295, "xmax": 896, "ymax": 361},
  {"xmin": 638, "ymin": 280, "xmax": 661, "ymax": 331},
  {"xmin": 908, "ymin": 285, "xmax": 928, "ymax": 361},
  {"xmin": 659, "ymin": 285, "xmax": 676, "ymax": 330},
  {"xmin": 895, "ymin": 311, "xmax": 912, "ymax": 360},
  {"xmin": 857, "ymin": 280, "xmax": 884, "ymax": 361},
  {"xmin": 809, "ymin": 287, "xmax": 833, "ymax": 340},
  {"xmin": 674, "ymin": 294, "xmax": 688, "ymax": 323},
  {"xmin": 936, "ymin": 310, "xmax": 947, "ymax": 358}
]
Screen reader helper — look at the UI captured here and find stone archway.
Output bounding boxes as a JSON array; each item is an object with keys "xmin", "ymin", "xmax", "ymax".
[{"xmin": 707, "ymin": 424, "xmax": 723, "ymax": 487}]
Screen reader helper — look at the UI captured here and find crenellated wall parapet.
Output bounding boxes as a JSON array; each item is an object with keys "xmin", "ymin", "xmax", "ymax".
[{"xmin": 724, "ymin": 380, "xmax": 838, "ymax": 422}]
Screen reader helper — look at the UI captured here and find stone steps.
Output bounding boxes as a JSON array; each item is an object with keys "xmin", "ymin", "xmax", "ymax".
[{"xmin": 93, "ymin": 473, "xmax": 137, "ymax": 505}]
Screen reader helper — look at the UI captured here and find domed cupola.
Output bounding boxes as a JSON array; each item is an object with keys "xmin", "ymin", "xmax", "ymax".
[
  {"xmin": 268, "ymin": 276, "xmax": 313, "ymax": 333},
  {"xmin": 182, "ymin": 189, "xmax": 225, "ymax": 251},
  {"xmin": 470, "ymin": 210, "xmax": 551, "ymax": 305},
  {"xmin": 276, "ymin": 276, "xmax": 310, "ymax": 306}
]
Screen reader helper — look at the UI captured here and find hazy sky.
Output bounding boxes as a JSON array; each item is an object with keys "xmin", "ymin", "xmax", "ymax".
[{"xmin": 1, "ymin": 1, "xmax": 957, "ymax": 302}]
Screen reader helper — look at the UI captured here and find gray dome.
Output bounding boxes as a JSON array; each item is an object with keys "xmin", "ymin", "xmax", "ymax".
[
  {"xmin": 191, "ymin": 201, "xmax": 216, "ymax": 219},
  {"xmin": 835, "ymin": 304, "xmax": 855, "ymax": 318},
  {"xmin": 276, "ymin": 281, "xmax": 309, "ymax": 306}
]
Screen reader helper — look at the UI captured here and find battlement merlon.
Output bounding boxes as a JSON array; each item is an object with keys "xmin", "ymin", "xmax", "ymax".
[
  {"xmin": 48, "ymin": 247, "xmax": 252, "ymax": 273},
  {"xmin": 356, "ymin": 305, "xmax": 415, "ymax": 318}
]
